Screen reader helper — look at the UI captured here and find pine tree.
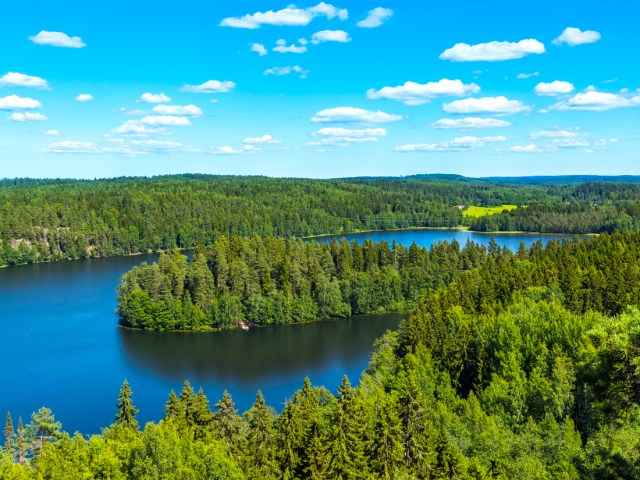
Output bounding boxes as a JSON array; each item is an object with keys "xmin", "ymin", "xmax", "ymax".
[
  {"xmin": 4, "ymin": 412, "xmax": 14, "ymax": 456},
  {"xmin": 164, "ymin": 390, "xmax": 180, "ymax": 420},
  {"xmin": 213, "ymin": 390, "xmax": 245, "ymax": 460},
  {"xmin": 303, "ymin": 421, "xmax": 329, "ymax": 480},
  {"xmin": 16, "ymin": 418, "xmax": 27, "ymax": 464},
  {"xmin": 115, "ymin": 379, "xmax": 139, "ymax": 429},
  {"xmin": 26, "ymin": 407, "xmax": 62, "ymax": 457},
  {"xmin": 179, "ymin": 380, "xmax": 197, "ymax": 426},
  {"xmin": 192, "ymin": 387, "xmax": 213, "ymax": 438},
  {"xmin": 371, "ymin": 394, "xmax": 404, "ymax": 479},
  {"xmin": 246, "ymin": 391, "xmax": 278, "ymax": 479}
]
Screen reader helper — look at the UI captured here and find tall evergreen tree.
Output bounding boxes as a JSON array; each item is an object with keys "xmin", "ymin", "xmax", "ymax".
[
  {"xmin": 16, "ymin": 417, "xmax": 27, "ymax": 464},
  {"xmin": 115, "ymin": 379, "xmax": 139, "ymax": 429},
  {"xmin": 164, "ymin": 390, "xmax": 180, "ymax": 420},
  {"xmin": 3, "ymin": 412, "xmax": 14, "ymax": 456},
  {"xmin": 246, "ymin": 391, "xmax": 278, "ymax": 479},
  {"xmin": 26, "ymin": 407, "xmax": 61, "ymax": 457}
]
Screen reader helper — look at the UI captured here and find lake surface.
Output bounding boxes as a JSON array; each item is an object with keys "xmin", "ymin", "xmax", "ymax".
[{"xmin": 0, "ymin": 229, "xmax": 570, "ymax": 434}]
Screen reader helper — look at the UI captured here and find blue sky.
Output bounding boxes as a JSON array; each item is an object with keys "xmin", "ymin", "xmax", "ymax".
[{"xmin": 1, "ymin": 0, "xmax": 638, "ymax": 179}]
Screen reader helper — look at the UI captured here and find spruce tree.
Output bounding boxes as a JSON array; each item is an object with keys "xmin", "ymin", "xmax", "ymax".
[
  {"xmin": 213, "ymin": 390, "xmax": 245, "ymax": 458},
  {"xmin": 115, "ymin": 380, "xmax": 139, "ymax": 429},
  {"xmin": 164, "ymin": 390, "xmax": 180, "ymax": 420},
  {"xmin": 4, "ymin": 412, "xmax": 14, "ymax": 456},
  {"xmin": 16, "ymin": 418, "xmax": 27, "ymax": 464},
  {"xmin": 179, "ymin": 380, "xmax": 197, "ymax": 426},
  {"xmin": 246, "ymin": 391, "xmax": 278, "ymax": 479}
]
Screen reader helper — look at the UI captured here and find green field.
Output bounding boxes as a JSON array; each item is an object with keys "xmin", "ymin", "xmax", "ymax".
[{"xmin": 462, "ymin": 204, "xmax": 518, "ymax": 218}]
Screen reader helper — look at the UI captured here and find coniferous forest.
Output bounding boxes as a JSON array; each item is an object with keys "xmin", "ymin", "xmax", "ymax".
[
  {"xmin": 3, "ymin": 231, "xmax": 640, "ymax": 478},
  {"xmin": 1, "ymin": 175, "xmax": 640, "ymax": 267}
]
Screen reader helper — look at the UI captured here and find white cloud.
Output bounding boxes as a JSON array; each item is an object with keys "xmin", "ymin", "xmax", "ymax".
[
  {"xmin": 29, "ymin": 30, "xmax": 86, "ymax": 48},
  {"xmin": 150, "ymin": 104, "xmax": 203, "ymax": 116},
  {"xmin": 312, "ymin": 107, "xmax": 402, "ymax": 124},
  {"xmin": 8, "ymin": 112, "xmax": 48, "ymax": 122},
  {"xmin": 180, "ymin": 80, "xmax": 236, "ymax": 93},
  {"xmin": 551, "ymin": 90, "xmax": 640, "ymax": 111},
  {"xmin": 109, "ymin": 120, "xmax": 168, "ymax": 136},
  {"xmin": 243, "ymin": 134, "xmax": 282, "ymax": 144},
  {"xmin": 531, "ymin": 129, "xmax": 579, "ymax": 138},
  {"xmin": 443, "ymin": 96, "xmax": 530, "ymax": 115},
  {"xmin": 263, "ymin": 65, "xmax": 309, "ymax": 78},
  {"xmin": 311, "ymin": 30, "xmax": 351, "ymax": 44},
  {"xmin": 140, "ymin": 115, "xmax": 191, "ymax": 126},
  {"xmin": 516, "ymin": 72, "xmax": 539, "ymax": 79},
  {"xmin": 0, "ymin": 95, "xmax": 42, "ymax": 110},
  {"xmin": 251, "ymin": 43, "xmax": 268, "ymax": 56},
  {"xmin": 306, "ymin": 136, "xmax": 380, "ymax": 147},
  {"xmin": 553, "ymin": 27, "xmax": 601, "ymax": 46},
  {"xmin": 510, "ymin": 144, "xmax": 544, "ymax": 153},
  {"xmin": 44, "ymin": 129, "xmax": 60, "ymax": 136},
  {"xmin": 44, "ymin": 139, "xmax": 203, "ymax": 155},
  {"xmin": 213, "ymin": 146, "xmax": 245, "ymax": 155},
  {"xmin": 534, "ymin": 81, "xmax": 575, "ymax": 96},
  {"xmin": 440, "ymin": 38, "xmax": 545, "ymax": 62},
  {"xmin": 395, "ymin": 135, "xmax": 506, "ymax": 152},
  {"xmin": 273, "ymin": 39, "xmax": 308, "ymax": 53},
  {"xmin": 552, "ymin": 138, "xmax": 590, "ymax": 148},
  {"xmin": 431, "ymin": 117, "xmax": 512, "ymax": 129},
  {"xmin": 220, "ymin": 3, "xmax": 348, "ymax": 29},
  {"xmin": 312, "ymin": 127, "xmax": 387, "ymax": 137},
  {"xmin": 138, "ymin": 92, "xmax": 171, "ymax": 103},
  {"xmin": 45, "ymin": 141, "xmax": 98, "ymax": 153},
  {"xmin": 75, "ymin": 94, "xmax": 93, "ymax": 102},
  {"xmin": 367, "ymin": 78, "xmax": 480, "ymax": 105},
  {"xmin": 0, "ymin": 72, "xmax": 49, "ymax": 89},
  {"xmin": 357, "ymin": 7, "xmax": 393, "ymax": 28}
]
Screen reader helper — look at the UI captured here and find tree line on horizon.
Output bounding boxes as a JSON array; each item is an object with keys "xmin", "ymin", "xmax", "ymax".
[{"xmin": 1, "ymin": 175, "xmax": 639, "ymax": 267}]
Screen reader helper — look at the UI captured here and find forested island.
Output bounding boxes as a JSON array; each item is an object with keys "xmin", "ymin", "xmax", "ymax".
[
  {"xmin": 1, "ymin": 174, "xmax": 639, "ymax": 267},
  {"xmin": 3, "ymin": 232, "xmax": 640, "ymax": 478}
]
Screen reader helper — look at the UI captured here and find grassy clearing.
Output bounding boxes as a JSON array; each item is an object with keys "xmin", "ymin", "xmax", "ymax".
[{"xmin": 462, "ymin": 204, "xmax": 519, "ymax": 218}]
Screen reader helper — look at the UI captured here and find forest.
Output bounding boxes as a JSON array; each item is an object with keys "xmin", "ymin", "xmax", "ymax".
[
  {"xmin": 1, "ymin": 174, "xmax": 639, "ymax": 266},
  {"xmin": 3, "ymin": 232, "xmax": 640, "ymax": 478}
]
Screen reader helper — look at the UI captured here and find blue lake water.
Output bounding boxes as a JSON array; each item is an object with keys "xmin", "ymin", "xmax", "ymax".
[{"xmin": 0, "ymin": 229, "xmax": 570, "ymax": 434}]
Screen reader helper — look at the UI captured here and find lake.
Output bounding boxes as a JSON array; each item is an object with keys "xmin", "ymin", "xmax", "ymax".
[{"xmin": 0, "ymin": 229, "xmax": 570, "ymax": 434}]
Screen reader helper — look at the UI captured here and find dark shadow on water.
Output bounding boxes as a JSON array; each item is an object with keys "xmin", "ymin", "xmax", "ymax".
[{"xmin": 119, "ymin": 314, "xmax": 405, "ymax": 386}]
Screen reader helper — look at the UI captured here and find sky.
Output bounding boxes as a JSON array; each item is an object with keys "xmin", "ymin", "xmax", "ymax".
[{"xmin": 1, "ymin": 0, "xmax": 639, "ymax": 179}]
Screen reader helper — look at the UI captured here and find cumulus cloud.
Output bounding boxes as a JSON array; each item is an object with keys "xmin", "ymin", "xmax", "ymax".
[
  {"xmin": 357, "ymin": 7, "xmax": 393, "ymax": 28},
  {"xmin": 312, "ymin": 107, "xmax": 402, "ymax": 124},
  {"xmin": 551, "ymin": 90, "xmax": 640, "ymax": 111},
  {"xmin": 138, "ymin": 92, "xmax": 171, "ymax": 103},
  {"xmin": 29, "ymin": 30, "xmax": 86, "ymax": 48},
  {"xmin": 251, "ymin": 43, "xmax": 268, "ymax": 56},
  {"xmin": 443, "ymin": 96, "xmax": 530, "ymax": 115},
  {"xmin": 431, "ymin": 117, "xmax": 512, "ymax": 129},
  {"xmin": 220, "ymin": 3, "xmax": 348, "ymax": 29},
  {"xmin": 8, "ymin": 112, "xmax": 48, "ymax": 122},
  {"xmin": 0, "ymin": 72, "xmax": 49, "ymax": 89},
  {"xmin": 44, "ymin": 141, "xmax": 98, "ymax": 153},
  {"xmin": 395, "ymin": 135, "xmax": 506, "ymax": 152},
  {"xmin": 75, "ymin": 94, "xmax": 93, "ymax": 102},
  {"xmin": 109, "ymin": 120, "xmax": 168, "ymax": 136},
  {"xmin": 180, "ymin": 80, "xmax": 236, "ymax": 93},
  {"xmin": 553, "ymin": 27, "xmax": 601, "ymax": 46},
  {"xmin": 311, "ymin": 30, "xmax": 351, "ymax": 44},
  {"xmin": 367, "ymin": 79, "xmax": 480, "ymax": 105},
  {"xmin": 530, "ymin": 129, "xmax": 579, "ymax": 138},
  {"xmin": 0, "ymin": 95, "xmax": 42, "ymax": 110},
  {"xmin": 305, "ymin": 136, "xmax": 380, "ymax": 147},
  {"xmin": 516, "ymin": 72, "xmax": 540, "ymax": 79},
  {"xmin": 534, "ymin": 81, "xmax": 575, "ymax": 96},
  {"xmin": 243, "ymin": 134, "xmax": 282, "ymax": 144},
  {"xmin": 273, "ymin": 39, "xmax": 308, "ymax": 53},
  {"xmin": 139, "ymin": 115, "xmax": 191, "ymax": 126},
  {"xmin": 552, "ymin": 138, "xmax": 590, "ymax": 148},
  {"xmin": 213, "ymin": 146, "xmax": 247, "ymax": 155},
  {"xmin": 312, "ymin": 127, "xmax": 387, "ymax": 137},
  {"xmin": 150, "ymin": 104, "xmax": 203, "ymax": 116},
  {"xmin": 440, "ymin": 39, "xmax": 545, "ymax": 62},
  {"xmin": 509, "ymin": 145, "xmax": 545, "ymax": 153},
  {"xmin": 263, "ymin": 65, "xmax": 309, "ymax": 78},
  {"xmin": 45, "ymin": 139, "xmax": 202, "ymax": 155},
  {"xmin": 44, "ymin": 129, "xmax": 60, "ymax": 136}
]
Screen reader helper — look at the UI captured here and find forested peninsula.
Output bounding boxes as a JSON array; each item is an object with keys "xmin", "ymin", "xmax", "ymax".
[
  {"xmin": 4, "ymin": 232, "xmax": 640, "ymax": 478},
  {"xmin": 2, "ymin": 174, "xmax": 640, "ymax": 267},
  {"xmin": 117, "ymin": 232, "xmax": 640, "ymax": 332}
]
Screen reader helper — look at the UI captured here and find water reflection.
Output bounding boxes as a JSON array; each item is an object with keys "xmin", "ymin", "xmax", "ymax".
[{"xmin": 119, "ymin": 314, "xmax": 405, "ymax": 386}]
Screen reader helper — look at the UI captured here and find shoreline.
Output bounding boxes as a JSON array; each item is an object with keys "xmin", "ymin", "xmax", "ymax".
[
  {"xmin": 118, "ymin": 309, "xmax": 412, "ymax": 335},
  {"xmin": 1, "ymin": 227, "xmax": 593, "ymax": 269}
]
